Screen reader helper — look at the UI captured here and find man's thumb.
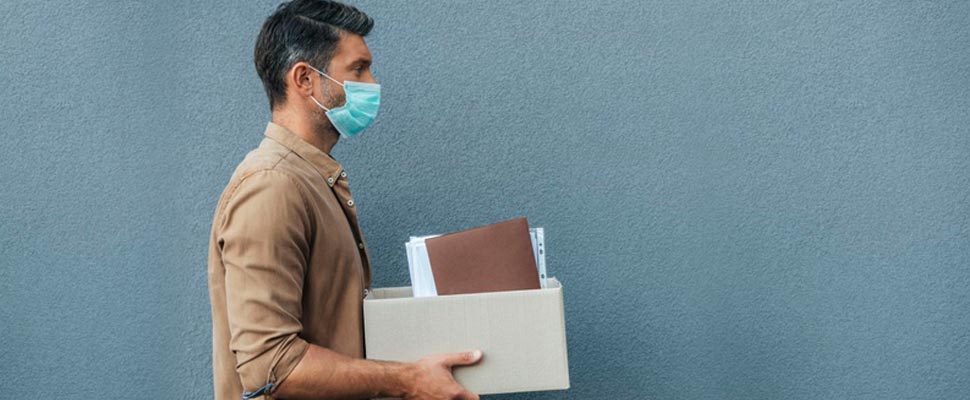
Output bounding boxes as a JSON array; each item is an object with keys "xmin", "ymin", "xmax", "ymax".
[{"xmin": 443, "ymin": 350, "xmax": 483, "ymax": 367}]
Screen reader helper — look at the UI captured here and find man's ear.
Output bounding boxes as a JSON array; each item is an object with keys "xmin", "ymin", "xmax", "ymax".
[{"xmin": 288, "ymin": 62, "xmax": 317, "ymax": 98}]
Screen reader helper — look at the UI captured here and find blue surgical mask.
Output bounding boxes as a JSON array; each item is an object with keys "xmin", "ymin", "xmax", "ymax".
[{"xmin": 307, "ymin": 65, "xmax": 381, "ymax": 138}]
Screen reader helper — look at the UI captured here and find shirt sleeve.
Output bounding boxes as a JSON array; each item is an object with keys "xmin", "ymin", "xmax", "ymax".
[{"xmin": 217, "ymin": 169, "xmax": 312, "ymax": 394}]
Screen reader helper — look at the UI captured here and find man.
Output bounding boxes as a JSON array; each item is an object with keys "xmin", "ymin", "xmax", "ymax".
[{"xmin": 207, "ymin": 1, "xmax": 483, "ymax": 399}]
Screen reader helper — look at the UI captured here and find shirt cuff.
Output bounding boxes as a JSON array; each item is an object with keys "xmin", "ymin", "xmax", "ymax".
[{"xmin": 238, "ymin": 334, "xmax": 310, "ymax": 397}]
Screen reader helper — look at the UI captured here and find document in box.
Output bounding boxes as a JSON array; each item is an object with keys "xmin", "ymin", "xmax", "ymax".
[
  {"xmin": 405, "ymin": 226, "xmax": 547, "ymax": 298},
  {"xmin": 405, "ymin": 234, "xmax": 440, "ymax": 298}
]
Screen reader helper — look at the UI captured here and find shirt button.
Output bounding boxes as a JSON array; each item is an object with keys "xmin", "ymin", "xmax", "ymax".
[
  {"xmin": 358, "ymin": 242, "xmax": 365, "ymax": 249},
  {"xmin": 327, "ymin": 177, "xmax": 335, "ymax": 184},
  {"xmin": 340, "ymin": 171, "xmax": 347, "ymax": 178},
  {"xmin": 347, "ymin": 199, "xmax": 355, "ymax": 207}
]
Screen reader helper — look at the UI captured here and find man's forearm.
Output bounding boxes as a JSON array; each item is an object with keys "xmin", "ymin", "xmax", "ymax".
[{"xmin": 273, "ymin": 343, "xmax": 414, "ymax": 399}]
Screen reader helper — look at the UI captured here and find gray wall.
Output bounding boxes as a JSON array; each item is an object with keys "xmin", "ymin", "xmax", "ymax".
[{"xmin": 2, "ymin": 1, "xmax": 969, "ymax": 398}]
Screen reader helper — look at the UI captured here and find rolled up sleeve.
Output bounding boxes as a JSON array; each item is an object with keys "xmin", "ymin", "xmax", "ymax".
[{"xmin": 218, "ymin": 170, "xmax": 313, "ymax": 394}]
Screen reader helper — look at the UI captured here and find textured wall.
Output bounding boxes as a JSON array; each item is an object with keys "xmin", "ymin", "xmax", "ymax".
[{"xmin": 2, "ymin": 1, "xmax": 969, "ymax": 398}]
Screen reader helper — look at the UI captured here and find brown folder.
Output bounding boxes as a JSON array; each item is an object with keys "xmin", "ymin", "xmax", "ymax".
[{"xmin": 425, "ymin": 217, "xmax": 541, "ymax": 296}]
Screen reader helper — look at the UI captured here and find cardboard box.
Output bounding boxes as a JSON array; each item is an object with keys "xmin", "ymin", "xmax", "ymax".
[{"xmin": 363, "ymin": 277, "xmax": 570, "ymax": 396}]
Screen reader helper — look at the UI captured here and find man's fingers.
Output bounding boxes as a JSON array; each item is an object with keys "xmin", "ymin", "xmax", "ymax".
[
  {"xmin": 441, "ymin": 350, "xmax": 483, "ymax": 367},
  {"xmin": 454, "ymin": 388, "xmax": 480, "ymax": 400}
]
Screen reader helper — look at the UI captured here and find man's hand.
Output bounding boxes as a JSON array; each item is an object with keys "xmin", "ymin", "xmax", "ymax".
[{"xmin": 403, "ymin": 350, "xmax": 484, "ymax": 400}]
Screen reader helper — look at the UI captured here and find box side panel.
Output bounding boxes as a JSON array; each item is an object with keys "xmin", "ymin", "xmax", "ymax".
[{"xmin": 364, "ymin": 283, "xmax": 568, "ymax": 395}]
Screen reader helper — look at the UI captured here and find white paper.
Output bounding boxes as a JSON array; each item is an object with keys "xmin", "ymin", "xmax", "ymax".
[{"xmin": 405, "ymin": 234, "xmax": 440, "ymax": 297}]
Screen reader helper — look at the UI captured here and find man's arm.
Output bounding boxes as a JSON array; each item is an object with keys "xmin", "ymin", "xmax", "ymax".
[
  {"xmin": 219, "ymin": 170, "xmax": 314, "ymax": 393},
  {"xmin": 274, "ymin": 344, "xmax": 483, "ymax": 400}
]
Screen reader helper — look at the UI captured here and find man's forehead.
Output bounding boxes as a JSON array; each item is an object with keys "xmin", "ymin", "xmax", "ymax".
[{"xmin": 332, "ymin": 33, "xmax": 372, "ymax": 64}]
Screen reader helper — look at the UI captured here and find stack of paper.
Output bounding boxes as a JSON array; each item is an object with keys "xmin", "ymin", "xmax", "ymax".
[
  {"xmin": 405, "ymin": 219, "xmax": 547, "ymax": 298},
  {"xmin": 404, "ymin": 234, "xmax": 441, "ymax": 297}
]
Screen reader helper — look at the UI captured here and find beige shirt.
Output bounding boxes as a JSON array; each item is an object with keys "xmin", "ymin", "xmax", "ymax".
[{"xmin": 208, "ymin": 122, "xmax": 373, "ymax": 400}]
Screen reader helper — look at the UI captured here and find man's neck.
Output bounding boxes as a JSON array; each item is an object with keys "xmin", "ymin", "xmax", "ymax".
[{"xmin": 271, "ymin": 109, "xmax": 338, "ymax": 155}]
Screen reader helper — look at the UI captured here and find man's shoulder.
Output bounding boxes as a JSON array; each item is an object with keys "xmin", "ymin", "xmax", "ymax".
[
  {"xmin": 231, "ymin": 139, "xmax": 292, "ymax": 178},
  {"xmin": 233, "ymin": 136, "xmax": 322, "ymax": 184},
  {"xmin": 214, "ymin": 141, "xmax": 310, "ymax": 215}
]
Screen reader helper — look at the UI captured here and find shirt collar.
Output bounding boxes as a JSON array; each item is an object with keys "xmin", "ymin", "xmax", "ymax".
[{"xmin": 263, "ymin": 121, "xmax": 343, "ymax": 187}]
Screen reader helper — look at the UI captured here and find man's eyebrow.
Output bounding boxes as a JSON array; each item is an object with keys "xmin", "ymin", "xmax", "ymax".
[{"xmin": 352, "ymin": 57, "xmax": 372, "ymax": 67}]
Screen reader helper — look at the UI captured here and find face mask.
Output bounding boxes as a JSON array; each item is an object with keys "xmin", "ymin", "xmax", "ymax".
[{"xmin": 307, "ymin": 65, "xmax": 381, "ymax": 138}]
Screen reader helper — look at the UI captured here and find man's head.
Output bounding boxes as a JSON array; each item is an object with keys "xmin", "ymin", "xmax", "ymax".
[{"xmin": 255, "ymin": 0, "xmax": 376, "ymax": 140}]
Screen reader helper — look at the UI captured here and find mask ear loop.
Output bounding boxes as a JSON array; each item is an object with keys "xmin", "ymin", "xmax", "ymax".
[
  {"xmin": 309, "ymin": 94, "xmax": 331, "ymax": 111},
  {"xmin": 307, "ymin": 65, "xmax": 345, "ymax": 111}
]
